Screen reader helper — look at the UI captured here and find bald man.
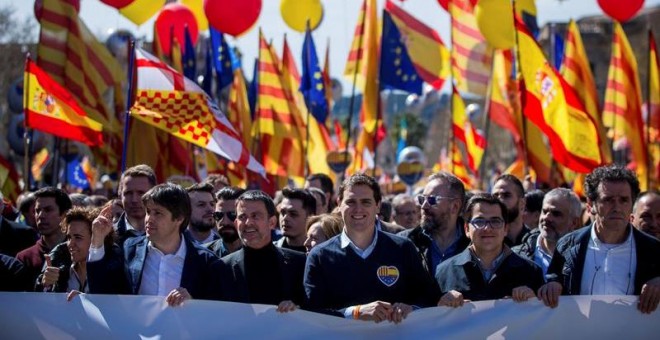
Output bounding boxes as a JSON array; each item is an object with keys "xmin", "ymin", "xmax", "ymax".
[{"xmin": 632, "ymin": 191, "xmax": 660, "ymax": 240}]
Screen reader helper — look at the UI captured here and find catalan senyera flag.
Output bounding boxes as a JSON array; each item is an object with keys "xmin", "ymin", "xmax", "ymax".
[
  {"xmin": 24, "ymin": 59, "xmax": 104, "ymax": 146},
  {"xmin": 449, "ymin": 144, "xmax": 474, "ymax": 190},
  {"xmin": 649, "ymin": 30, "xmax": 660, "ymax": 186},
  {"xmin": 603, "ymin": 23, "xmax": 648, "ymax": 189},
  {"xmin": 488, "ymin": 50, "xmax": 552, "ymax": 184},
  {"xmin": 37, "ymin": 0, "xmax": 124, "ymax": 170},
  {"xmin": 385, "ymin": 0, "xmax": 450, "ymax": 90},
  {"xmin": 130, "ymin": 47, "xmax": 266, "ymax": 177},
  {"xmin": 451, "ymin": 86, "xmax": 485, "ymax": 175},
  {"xmin": 449, "ymin": 0, "xmax": 492, "ymax": 96},
  {"xmin": 560, "ymin": 20, "xmax": 611, "ymax": 163},
  {"xmin": 256, "ymin": 32, "xmax": 306, "ymax": 179},
  {"xmin": 516, "ymin": 17, "xmax": 602, "ymax": 174},
  {"xmin": 0, "ymin": 155, "xmax": 21, "ymax": 203},
  {"xmin": 227, "ymin": 69, "xmax": 253, "ymax": 153}
]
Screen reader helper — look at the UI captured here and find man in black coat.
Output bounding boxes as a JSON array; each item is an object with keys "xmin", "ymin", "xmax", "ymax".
[{"xmin": 0, "ymin": 193, "xmax": 36, "ymax": 257}]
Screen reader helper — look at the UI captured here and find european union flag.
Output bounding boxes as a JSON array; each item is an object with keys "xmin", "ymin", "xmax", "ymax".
[
  {"xmin": 183, "ymin": 25, "xmax": 197, "ymax": 81},
  {"xmin": 67, "ymin": 158, "xmax": 90, "ymax": 190},
  {"xmin": 248, "ymin": 58, "xmax": 258, "ymax": 119},
  {"xmin": 380, "ymin": 12, "xmax": 423, "ymax": 95},
  {"xmin": 210, "ymin": 27, "xmax": 234, "ymax": 90},
  {"xmin": 300, "ymin": 26, "xmax": 329, "ymax": 123},
  {"xmin": 553, "ymin": 31, "xmax": 565, "ymax": 70}
]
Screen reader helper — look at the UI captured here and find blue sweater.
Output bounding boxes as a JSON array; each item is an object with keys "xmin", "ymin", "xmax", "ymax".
[{"xmin": 304, "ymin": 231, "xmax": 440, "ymax": 315}]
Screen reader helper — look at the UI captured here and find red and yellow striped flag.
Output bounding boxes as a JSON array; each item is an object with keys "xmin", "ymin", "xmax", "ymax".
[
  {"xmin": 0, "ymin": 155, "xmax": 21, "ymax": 203},
  {"xmin": 649, "ymin": 30, "xmax": 660, "ymax": 186},
  {"xmin": 603, "ymin": 23, "xmax": 648, "ymax": 189},
  {"xmin": 256, "ymin": 32, "xmax": 306, "ymax": 179},
  {"xmin": 449, "ymin": 0, "xmax": 492, "ymax": 96},
  {"xmin": 452, "ymin": 86, "xmax": 485, "ymax": 175},
  {"xmin": 560, "ymin": 20, "xmax": 611, "ymax": 164}
]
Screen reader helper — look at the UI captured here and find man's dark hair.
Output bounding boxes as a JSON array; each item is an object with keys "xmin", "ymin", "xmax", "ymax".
[
  {"xmin": 634, "ymin": 190, "xmax": 660, "ymax": 211},
  {"xmin": 281, "ymin": 187, "xmax": 317, "ymax": 216},
  {"xmin": 34, "ymin": 187, "xmax": 73, "ymax": 215},
  {"xmin": 338, "ymin": 173, "xmax": 382, "ymax": 204},
  {"xmin": 17, "ymin": 192, "xmax": 36, "ymax": 216},
  {"xmin": 203, "ymin": 173, "xmax": 229, "ymax": 187},
  {"xmin": 215, "ymin": 186, "xmax": 246, "ymax": 201},
  {"xmin": 584, "ymin": 165, "xmax": 640, "ymax": 203},
  {"xmin": 495, "ymin": 174, "xmax": 525, "ymax": 198},
  {"xmin": 185, "ymin": 182, "xmax": 215, "ymax": 195},
  {"xmin": 120, "ymin": 164, "xmax": 157, "ymax": 188},
  {"xmin": 464, "ymin": 193, "xmax": 508, "ymax": 223},
  {"xmin": 379, "ymin": 198, "xmax": 393, "ymax": 222},
  {"xmin": 427, "ymin": 171, "xmax": 466, "ymax": 211},
  {"xmin": 142, "ymin": 183, "xmax": 191, "ymax": 232},
  {"xmin": 237, "ymin": 190, "xmax": 277, "ymax": 217},
  {"xmin": 306, "ymin": 173, "xmax": 334, "ymax": 196},
  {"xmin": 306, "ymin": 187, "xmax": 327, "ymax": 207},
  {"xmin": 524, "ymin": 189, "xmax": 545, "ymax": 213}
]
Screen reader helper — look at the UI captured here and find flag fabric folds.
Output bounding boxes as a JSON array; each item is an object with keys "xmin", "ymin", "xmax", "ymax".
[
  {"xmin": 380, "ymin": 11, "xmax": 423, "ymax": 95},
  {"xmin": 130, "ymin": 47, "xmax": 266, "ymax": 177},
  {"xmin": 24, "ymin": 58, "xmax": 104, "ymax": 146},
  {"xmin": 385, "ymin": 0, "xmax": 449, "ymax": 90},
  {"xmin": 210, "ymin": 27, "xmax": 234, "ymax": 90},
  {"xmin": 649, "ymin": 30, "xmax": 660, "ymax": 186},
  {"xmin": 0, "ymin": 155, "xmax": 21, "ymax": 203},
  {"xmin": 602, "ymin": 23, "xmax": 648, "ymax": 188},
  {"xmin": 300, "ymin": 27, "xmax": 330, "ymax": 123},
  {"xmin": 452, "ymin": 86, "xmax": 486, "ymax": 175},
  {"xmin": 449, "ymin": 0, "xmax": 492, "ymax": 96},
  {"xmin": 516, "ymin": 17, "xmax": 602, "ymax": 173},
  {"xmin": 560, "ymin": 20, "xmax": 611, "ymax": 163}
]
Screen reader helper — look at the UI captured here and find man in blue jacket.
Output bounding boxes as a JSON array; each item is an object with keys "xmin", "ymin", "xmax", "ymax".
[{"xmin": 304, "ymin": 173, "xmax": 439, "ymax": 323}]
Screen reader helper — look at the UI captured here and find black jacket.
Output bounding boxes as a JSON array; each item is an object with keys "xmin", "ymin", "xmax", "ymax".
[
  {"xmin": 0, "ymin": 216, "xmax": 37, "ymax": 257},
  {"xmin": 398, "ymin": 221, "xmax": 471, "ymax": 275},
  {"xmin": 512, "ymin": 229, "xmax": 541, "ymax": 261},
  {"xmin": 546, "ymin": 225, "xmax": 660, "ymax": 295}
]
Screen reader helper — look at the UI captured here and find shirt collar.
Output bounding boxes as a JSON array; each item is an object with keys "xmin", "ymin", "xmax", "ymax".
[
  {"xmin": 536, "ymin": 233, "xmax": 553, "ymax": 258},
  {"xmin": 148, "ymin": 236, "xmax": 187, "ymax": 258},
  {"xmin": 590, "ymin": 224, "xmax": 634, "ymax": 249},
  {"xmin": 340, "ymin": 227, "xmax": 379, "ymax": 252}
]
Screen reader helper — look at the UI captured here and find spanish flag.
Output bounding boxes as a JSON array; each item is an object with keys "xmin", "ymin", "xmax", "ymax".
[{"xmin": 24, "ymin": 58, "xmax": 103, "ymax": 146}]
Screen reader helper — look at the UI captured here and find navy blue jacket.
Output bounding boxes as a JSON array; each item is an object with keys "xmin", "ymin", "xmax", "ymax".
[
  {"xmin": 546, "ymin": 225, "xmax": 660, "ymax": 295},
  {"xmin": 398, "ymin": 222, "xmax": 471, "ymax": 275},
  {"xmin": 0, "ymin": 254, "xmax": 29, "ymax": 291},
  {"xmin": 435, "ymin": 247, "xmax": 545, "ymax": 301},
  {"xmin": 88, "ymin": 234, "xmax": 218, "ymax": 299},
  {"xmin": 0, "ymin": 216, "xmax": 37, "ymax": 257},
  {"xmin": 114, "ymin": 213, "xmax": 144, "ymax": 246},
  {"xmin": 304, "ymin": 230, "xmax": 440, "ymax": 316}
]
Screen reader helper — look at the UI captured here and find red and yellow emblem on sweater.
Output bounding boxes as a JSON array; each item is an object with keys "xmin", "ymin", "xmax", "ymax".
[{"xmin": 376, "ymin": 266, "xmax": 400, "ymax": 287}]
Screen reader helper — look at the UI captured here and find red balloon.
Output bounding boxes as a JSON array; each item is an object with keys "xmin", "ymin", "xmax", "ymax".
[
  {"xmin": 100, "ymin": 0, "xmax": 134, "ymax": 10},
  {"xmin": 34, "ymin": 0, "xmax": 79, "ymax": 21},
  {"xmin": 597, "ymin": 0, "xmax": 644, "ymax": 22},
  {"xmin": 204, "ymin": 0, "xmax": 262, "ymax": 37},
  {"xmin": 155, "ymin": 3, "xmax": 199, "ymax": 57}
]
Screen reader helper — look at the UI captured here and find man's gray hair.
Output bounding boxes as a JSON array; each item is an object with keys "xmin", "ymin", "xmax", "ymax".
[{"xmin": 544, "ymin": 188, "xmax": 582, "ymax": 219}]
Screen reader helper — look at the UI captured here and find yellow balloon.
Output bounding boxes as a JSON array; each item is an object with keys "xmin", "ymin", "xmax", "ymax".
[
  {"xmin": 475, "ymin": 0, "xmax": 536, "ymax": 50},
  {"xmin": 119, "ymin": 0, "xmax": 165, "ymax": 26},
  {"xmin": 181, "ymin": 0, "xmax": 208, "ymax": 31},
  {"xmin": 280, "ymin": 0, "xmax": 323, "ymax": 33}
]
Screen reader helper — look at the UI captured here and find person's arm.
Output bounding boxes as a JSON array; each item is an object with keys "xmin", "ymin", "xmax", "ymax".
[
  {"xmin": 537, "ymin": 246, "xmax": 566, "ymax": 308},
  {"xmin": 638, "ymin": 277, "xmax": 660, "ymax": 314}
]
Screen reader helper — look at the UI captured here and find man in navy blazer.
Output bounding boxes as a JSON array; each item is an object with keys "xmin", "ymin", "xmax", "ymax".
[
  {"xmin": 0, "ymin": 192, "xmax": 37, "ymax": 257},
  {"xmin": 88, "ymin": 183, "xmax": 220, "ymax": 306},
  {"xmin": 538, "ymin": 165, "xmax": 660, "ymax": 314},
  {"xmin": 210, "ymin": 190, "xmax": 306, "ymax": 312}
]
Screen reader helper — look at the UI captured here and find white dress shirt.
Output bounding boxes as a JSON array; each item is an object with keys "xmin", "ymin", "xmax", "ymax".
[
  {"xmin": 534, "ymin": 236, "xmax": 553, "ymax": 276},
  {"xmin": 580, "ymin": 226, "xmax": 637, "ymax": 295},
  {"xmin": 138, "ymin": 239, "xmax": 187, "ymax": 296}
]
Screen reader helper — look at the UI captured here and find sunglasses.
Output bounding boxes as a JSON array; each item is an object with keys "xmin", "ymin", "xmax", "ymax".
[
  {"xmin": 469, "ymin": 218, "xmax": 505, "ymax": 230},
  {"xmin": 213, "ymin": 211, "xmax": 237, "ymax": 222},
  {"xmin": 415, "ymin": 194, "xmax": 456, "ymax": 206}
]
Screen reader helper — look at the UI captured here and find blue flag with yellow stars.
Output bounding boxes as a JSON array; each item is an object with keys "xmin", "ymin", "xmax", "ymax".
[
  {"xmin": 380, "ymin": 11, "xmax": 422, "ymax": 95},
  {"xmin": 300, "ymin": 26, "xmax": 329, "ymax": 123},
  {"xmin": 248, "ymin": 58, "xmax": 258, "ymax": 119},
  {"xmin": 183, "ymin": 25, "xmax": 196, "ymax": 81},
  {"xmin": 67, "ymin": 158, "xmax": 90, "ymax": 190},
  {"xmin": 210, "ymin": 27, "xmax": 234, "ymax": 90}
]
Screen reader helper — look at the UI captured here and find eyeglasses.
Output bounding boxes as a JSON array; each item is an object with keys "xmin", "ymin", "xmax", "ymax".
[
  {"xmin": 469, "ymin": 218, "xmax": 505, "ymax": 230},
  {"xmin": 415, "ymin": 194, "xmax": 456, "ymax": 206},
  {"xmin": 213, "ymin": 211, "xmax": 237, "ymax": 222}
]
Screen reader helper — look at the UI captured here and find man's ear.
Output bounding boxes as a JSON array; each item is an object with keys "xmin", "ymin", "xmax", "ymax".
[{"xmin": 464, "ymin": 222, "xmax": 471, "ymax": 239}]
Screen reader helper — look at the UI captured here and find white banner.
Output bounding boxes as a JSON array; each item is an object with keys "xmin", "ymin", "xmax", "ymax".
[{"xmin": 0, "ymin": 293, "xmax": 658, "ymax": 339}]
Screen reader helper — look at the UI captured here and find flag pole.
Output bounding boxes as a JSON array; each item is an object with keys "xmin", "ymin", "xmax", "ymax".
[
  {"xmin": 344, "ymin": 0, "xmax": 369, "ymax": 178},
  {"xmin": 120, "ymin": 40, "xmax": 136, "ymax": 174},
  {"xmin": 479, "ymin": 50, "xmax": 497, "ymax": 190},
  {"xmin": 372, "ymin": 10, "xmax": 385, "ymax": 179},
  {"xmin": 301, "ymin": 28, "xmax": 311, "ymax": 178},
  {"xmin": 511, "ymin": 0, "xmax": 530, "ymax": 179},
  {"xmin": 646, "ymin": 28, "xmax": 653, "ymax": 189},
  {"xmin": 23, "ymin": 54, "xmax": 33, "ymax": 191},
  {"xmin": 449, "ymin": 2, "xmax": 455, "ymax": 175}
]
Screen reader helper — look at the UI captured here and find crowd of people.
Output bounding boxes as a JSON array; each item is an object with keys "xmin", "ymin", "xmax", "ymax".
[{"xmin": 1, "ymin": 163, "xmax": 659, "ymax": 323}]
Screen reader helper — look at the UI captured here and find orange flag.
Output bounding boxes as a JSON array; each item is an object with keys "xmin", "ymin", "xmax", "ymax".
[
  {"xmin": 516, "ymin": 17, "xmax": 602, "ymax": 173},
  {"xmin": 603, "ymin": 23, "xmax": 648, "ymax": 189}
]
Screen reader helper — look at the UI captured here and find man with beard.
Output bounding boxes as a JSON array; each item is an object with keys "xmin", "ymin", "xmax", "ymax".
[
  {"xmin": 115, "ymin": 165, "xmax": 157, "ymax": 245},
  {"xmin": 16, "ymin": 187, "xmax": 72, "ymax": 287},
  {"xmin": 492, "ymin": 174, "xmax": 531, "ymax": 246},
  {"xmin": 206, "ymin": 187, "xmax": 245, "ymax": 257},
  {"xmin": 275, "ymin": 188, "xmax": 317, "ymax": 253},
  {"xmin": 184, "ymin": 183, "xmax": 220, "ymax": 245},
  {"xmin": 631, "ymin": 191, "xmax": 660, "ymax": 239},
  {"xmin": 513, "ymin": 188, "xmax": 581, "ymax": 275},
  {"xmin": 399, "ymin": 172, "xmax": 470, "ymax": 275}
]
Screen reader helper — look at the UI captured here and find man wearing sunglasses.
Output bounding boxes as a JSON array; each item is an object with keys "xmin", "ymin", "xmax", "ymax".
[
  {"xmin": 436, "ymin": 193, "xmax": 544, "ymax": 307},
  {"xmin": 184, "ymin": 183, "xmax": 220, "ymax": 245},
  {"xmin": 399, "ymin": 172, "xmax": 470, "ymax": 276},
  {"xmin": 205, "ymin": 187, "xmax": 246, "ymax": 258}
]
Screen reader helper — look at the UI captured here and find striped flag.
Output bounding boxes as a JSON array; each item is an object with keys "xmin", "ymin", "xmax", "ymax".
[
  {"xmin": 452, "ymin": 86, "xmax": 485, "ymax": 175},
  {"xmin": 560, "ymin": 20, "xmax": 611, "ymax": 163},
  {"xmin": 0, "ymin": 155, "xmax": 21, "ymax": 203},
  {"xmin": 603, "ymin": 23, "xmax": 648, "ymax": 189},
  {"xmin": 385, "ymin": 0, "xmax": 450, "ymax": 90},
  {"xmin": 649, "ymin": 30, "xmax": 660, "ymax": 186},
  {"xmin": 24, "ymin": 58, "xmax": 104, "ymax": 146},
  {"xmin": 449, "ymin": 0, "xmax": 492, "ymax": 96},
  {"xmin": 130, "ymin": 47, "xmax": 266, "ymax": 178},
  {"xmin": 31, "ymin": 148, "xmax": 51, "ymax": 182},
  {"xmin": 516, "ymin": 17, "xmax": 602, "ymax": 173}
]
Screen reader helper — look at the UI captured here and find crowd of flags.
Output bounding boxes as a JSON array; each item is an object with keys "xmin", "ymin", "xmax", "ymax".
[{"xmin": 2, "ymin": 0, "xmax": 659, "ymax": 203}]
